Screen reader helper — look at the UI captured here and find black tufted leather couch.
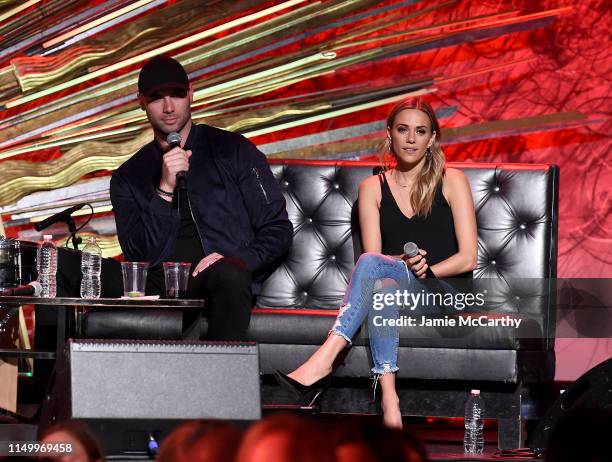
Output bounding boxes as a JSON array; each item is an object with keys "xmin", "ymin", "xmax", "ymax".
[
  {"xmin": 252, "ymin": 160, "xmax": 559, "ymax": 450},
  {"xmin": 85, "ymin": 160, "xmax": 558, "ymax": 449}
]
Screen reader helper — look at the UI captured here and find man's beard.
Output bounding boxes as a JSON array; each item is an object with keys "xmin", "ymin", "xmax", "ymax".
[{"xmin": 151, "ymin": 115, "xmax": 190, "ymax": 138}]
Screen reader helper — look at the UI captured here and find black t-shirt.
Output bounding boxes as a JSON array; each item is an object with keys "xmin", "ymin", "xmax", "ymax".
[
  {"xmin": 146, "ymin": 191, "xmax": 204, "ymax": 295},
  {"xmin": 173, "ymin": 188, "xmax": 205, "ymax": 264}
]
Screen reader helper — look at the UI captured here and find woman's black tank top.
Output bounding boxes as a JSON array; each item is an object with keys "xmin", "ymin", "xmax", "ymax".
[{"xmin": 378, "ymin": 172, "xmax": 472, "ymax": 279}]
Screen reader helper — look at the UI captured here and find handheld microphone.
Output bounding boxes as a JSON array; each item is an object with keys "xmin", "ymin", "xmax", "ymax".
[
  {"xmin": 403, "ymin": 242, "xmax": 437, "ymax": 279},
  {"xmin": 1, "ymin": 281, "xmax": 42, "ymax": 297},
  {"xmin": 35, "ymin": 203, "xmax": 87, "ymax": 232},
  {"xmin": 167, "ymin": 132, "xmax": 187, "ymax": 190}
]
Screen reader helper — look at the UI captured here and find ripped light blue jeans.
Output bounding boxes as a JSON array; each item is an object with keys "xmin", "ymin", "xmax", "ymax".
[{"xmin": 330, "ymin": 252, "xmax": 432, "ymax": 376}]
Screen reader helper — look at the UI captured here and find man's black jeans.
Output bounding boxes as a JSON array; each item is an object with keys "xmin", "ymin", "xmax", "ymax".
[
  {"xmin": 187, "ymin": 258, "xmax": 253, "ymax": 341},
  {"xmin": 147, "ymin": 257, "xmax": 253, "ymax": 341}
]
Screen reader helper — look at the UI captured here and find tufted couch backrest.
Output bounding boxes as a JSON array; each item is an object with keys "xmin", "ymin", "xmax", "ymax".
[{"xmin": 257, "ymin": 161, "xmax": 559, "ymax": 321}]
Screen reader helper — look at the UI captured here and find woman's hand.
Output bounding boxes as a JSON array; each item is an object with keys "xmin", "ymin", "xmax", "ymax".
[{"xmin": 402, "ymin": 249, "xmax": 429, "ymax": 278}]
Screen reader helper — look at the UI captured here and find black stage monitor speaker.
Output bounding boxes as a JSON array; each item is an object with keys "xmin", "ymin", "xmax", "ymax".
[
  {"xmin": 529, "ymin": 358, "xmax": 612, "ymax": 452},
  {"xmin": 41, "ymin": 339, "xmax": 261, "ymax": 455},
  {"xmin": 43, "ymin": 339, "xmax": 261, "ymax": 423}
]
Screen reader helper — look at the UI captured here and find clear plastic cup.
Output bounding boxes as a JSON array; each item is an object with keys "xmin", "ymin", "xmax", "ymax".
[
  {"xmin": 120, "ymin": 262, "xmax": 149, "ymax": 297},
  {"xmin": 163, "ymin": 262, "xmax": 191, "ymax": 299}
]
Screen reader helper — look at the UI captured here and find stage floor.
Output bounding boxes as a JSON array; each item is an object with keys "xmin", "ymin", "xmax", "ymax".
[{"xmin": 342, "ymin": 416, "xmax": 540, "ymax": 462}]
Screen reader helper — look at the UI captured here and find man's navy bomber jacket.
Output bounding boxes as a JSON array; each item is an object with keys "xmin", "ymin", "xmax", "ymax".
[{"xmin": 110, "ymin": 123, "xmax": 294, "ymax": 292}]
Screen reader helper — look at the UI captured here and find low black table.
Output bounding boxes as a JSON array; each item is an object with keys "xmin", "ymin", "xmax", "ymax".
[{"xmin": 0, "ymin": 296, "xmax": 205, "ymax": 360}]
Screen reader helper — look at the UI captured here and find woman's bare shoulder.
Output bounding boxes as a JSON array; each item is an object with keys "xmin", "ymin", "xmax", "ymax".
[
  {"xmin": 359, "ymin": 174, "xmax": 383, "ymax": 201},
  {"xmin": 442, "ymin": 168, "xmax": 471, "ymax": 202},
  {"xmin": 445, "ymin": 167, "xmax": 468, "ymax": 181},
  {"xmin": 443, "ymin": 167, "xmax": 470, "ymax": 189},
  {"xmin": 359, "ymin": 173, "xmax": 382, "ymax": 189}
]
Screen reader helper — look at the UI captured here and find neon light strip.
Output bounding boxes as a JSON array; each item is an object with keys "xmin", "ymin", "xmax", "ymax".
[
  {"xmin": 0, "ymin": 0, "xmax": 124, "ymax": 61},
  {"xmin": 4, "ymin": 0, "xmax": 310, "ymax": 109},
  {"xmin": 243, "ymin": 88, "xmax": 435, "ymax": 137},
  {"xmin": 43, "ymin": 0, "xmax": 167, "ymax": 55},
  {"xmin": 0, "ymin": 0, "xmax": 42, "ymax": 23},
  {"xmin": 333, "ymin": 9, "xmax": 520, "ymax": 49},
  {"xmin": 436, "ymin": 57, "xmax": 538, "ymax": 83},
  {"xmin": 42, "ymin": 0, "xmax": 156, "ymax": 48},
  {"xmin": 0, "ymin": 126, "xmax": 144, "ymax": 159},
  {"xmin": 192, "ymin": 51, "xmax": 335, "ymax": 100}
]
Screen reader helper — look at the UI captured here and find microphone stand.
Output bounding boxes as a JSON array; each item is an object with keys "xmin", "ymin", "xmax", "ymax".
[
  {"xmin": 35, "ymin": 203, "xmax": 91, "ymax": 250},
  {"xmin": 65, "ymin": 216, "xmax": 82, "ymax": 250}
]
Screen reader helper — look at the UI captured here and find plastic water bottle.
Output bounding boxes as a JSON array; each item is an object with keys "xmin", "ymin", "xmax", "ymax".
[
  {"xmin": 36, "ymin": 234, "xmax": 57, "ymax": 298},
  {"xmin": 80, "ymin": 236, "xmax": 102, "ymax": 298},
  {"xmin": 464, "ymin": 389, "xmax": 485, "ymax": 454}
]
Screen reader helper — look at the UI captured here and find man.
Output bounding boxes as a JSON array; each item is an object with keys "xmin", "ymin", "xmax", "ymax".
[{"xmin": 110, "ymin": 55, "xmax": 293, "ymax": 340}]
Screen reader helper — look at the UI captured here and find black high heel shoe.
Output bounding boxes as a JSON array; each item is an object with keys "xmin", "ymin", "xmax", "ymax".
[{"xmin": 274, "ymin": 370, "xmax": 332, "ymax": 406}]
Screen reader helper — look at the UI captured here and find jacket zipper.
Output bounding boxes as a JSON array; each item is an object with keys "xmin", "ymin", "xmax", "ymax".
[
  {"xmin": 252, "ymin": 167, "xmax": 270, "ymax": 204},
  {"xmin": 183, "ymin": 188, "xmax": 208, "ymax": 255}
]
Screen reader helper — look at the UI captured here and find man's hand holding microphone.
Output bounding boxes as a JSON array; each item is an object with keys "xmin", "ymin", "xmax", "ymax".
[{"xmin": 157, "ymin": 132, "xmax": 191, "ymax": 201}]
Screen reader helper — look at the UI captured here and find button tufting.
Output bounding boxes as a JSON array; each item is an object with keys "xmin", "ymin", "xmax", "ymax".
[
  {"xmin": 333, "ymin": 182, "xmax": 340, "ymax": 189},
  {"xmin": 306, "ymin": 217, "xmax": 313, "ymax": 224},
  {"xmin": 493, "ymin": 185, "xmax": 500, "ymax": 192},
  {"xmin": 490, "ymin": 260, "xmax": 497, "ymax": 265},
  {"xmin": 282, "ymin": 180, "xmax": 289, "ymax": 187},
  {"xmin": 302, "ymin": 291, "xmax": 308, "ymax": 297},
  {"xmin": 519, "ymin": 223, "xmax": 526, "ymax": 230},
  {"xmin": 329, "ymin": 255, "xmax": 336, "ymax": 261},
  {"xmin": 515, "ymin": 295, "xmax": 520, "ymax": 300}
]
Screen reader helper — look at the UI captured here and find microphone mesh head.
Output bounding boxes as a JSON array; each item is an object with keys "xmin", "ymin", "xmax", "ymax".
[
  {"xmin": 166, "ymin": 132, "xmax": 181, "ymax": 147},
  {"xmin": 403, "ymin": 242, "xmax": 419, "ymax": 257}
]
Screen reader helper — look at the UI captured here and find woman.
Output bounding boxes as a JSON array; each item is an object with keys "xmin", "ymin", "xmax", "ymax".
[{"xmin": 276, "ymin": 97, "xmax": 477, "ymax": 428}]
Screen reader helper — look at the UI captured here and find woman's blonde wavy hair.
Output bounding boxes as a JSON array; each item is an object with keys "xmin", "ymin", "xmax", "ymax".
[{"xmin": 381, "ymin": 96, "xmax": 445, "ymax": 217}]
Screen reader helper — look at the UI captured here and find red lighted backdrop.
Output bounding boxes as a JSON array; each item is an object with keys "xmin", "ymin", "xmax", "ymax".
[{"xmin": 0, "ymin": 0, "xmax": 609, "ymax": 380}]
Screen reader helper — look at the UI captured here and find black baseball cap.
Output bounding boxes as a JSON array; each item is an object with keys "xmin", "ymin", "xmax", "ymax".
[{"xmin": 138, "ymin": 55, "xmax": 189, "ymax": 96}]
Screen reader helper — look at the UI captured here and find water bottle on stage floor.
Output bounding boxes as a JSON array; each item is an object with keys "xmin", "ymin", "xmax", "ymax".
[{"xmin": 464, "ymin": 389, "xmax": 485, "ymax": 454}]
